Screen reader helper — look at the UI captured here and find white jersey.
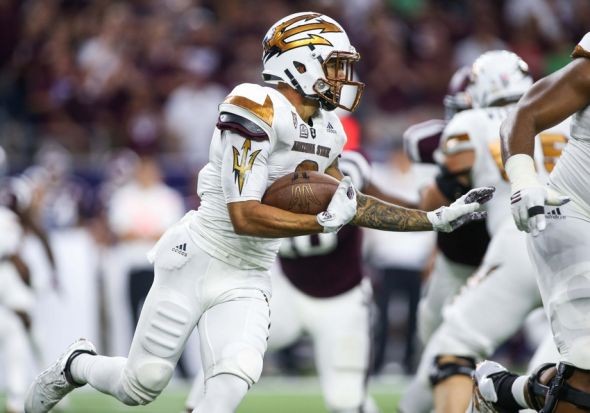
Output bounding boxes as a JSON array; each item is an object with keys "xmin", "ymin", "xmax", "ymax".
[
  {"xmin": 549, "ymin": 33, "xmax": 590, "ymax": 215},
  {"xmin": 441, "ymin": 106, "xmax": 570, "ymax": 236},
  {"xmin": 188, "ymin": 83, "xmax": 346, "ymax": 270}
]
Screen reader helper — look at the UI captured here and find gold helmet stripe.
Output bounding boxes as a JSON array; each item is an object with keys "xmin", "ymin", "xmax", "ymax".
[{"xmin": 264, "ymin": 13, "xmax": 342, "ymax": 57}]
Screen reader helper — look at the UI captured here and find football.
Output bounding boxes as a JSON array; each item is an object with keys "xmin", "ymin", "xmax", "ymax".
[{"xmin": 262, "ymin": 171, "xmax": 339, "ymax": 214}]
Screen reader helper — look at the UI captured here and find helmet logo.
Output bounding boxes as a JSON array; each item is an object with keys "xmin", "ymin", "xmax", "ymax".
[{"xmin": 263, "ymin": 13, "xmax": 342, "ymax": 62}]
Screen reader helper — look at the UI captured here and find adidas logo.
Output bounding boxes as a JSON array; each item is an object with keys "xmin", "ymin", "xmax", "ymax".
[
  {"xmin": 326, "ymin": 122, "xmax": 336, "ymax": 134},
  {"xmin": 547, "ymin": 208, "xmax": 565, "ymax": 220},
  {"xmin": 171, "ymin": 243, "xmax": 188, "ymax": 257}
]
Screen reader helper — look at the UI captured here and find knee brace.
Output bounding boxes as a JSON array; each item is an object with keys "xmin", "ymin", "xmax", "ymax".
[
  {"xmin": 212, "ymin": 343, "xmax": 263, "ymax": 388},
  {"xmin": 429, "ymin": 355, "xmax": 476, "ymax": 386},
  {"xmin": 527, "ymin": 362, "xmax": 590, "ymax": 412}
]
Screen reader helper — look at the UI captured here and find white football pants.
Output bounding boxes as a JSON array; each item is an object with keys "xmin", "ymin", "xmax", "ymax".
[{"xmin": 527, "ymin": 201, "xmax": 590, "ymax": 369}]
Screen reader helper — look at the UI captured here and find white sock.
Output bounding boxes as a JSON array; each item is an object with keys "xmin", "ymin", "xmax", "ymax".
[
  {"xmin": 194, "ymin": 374, "xmax": 248, "ymax": 413},
  {"xmin": 70, "ymin": 354, "xmax": 131, "ymax": 403},
  {"xmin": 512, "ymin": 375, "xmax": 530, "ymax": 408}
]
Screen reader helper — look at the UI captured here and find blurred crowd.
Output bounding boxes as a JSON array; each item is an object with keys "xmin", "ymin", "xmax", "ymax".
[
  {"xmin": 1, "ymin": 0, "xmax": 589, "ymax": 171},
  {"xmin": 0, "ymin": 0, "xmax": 589, "ymax": 383}
]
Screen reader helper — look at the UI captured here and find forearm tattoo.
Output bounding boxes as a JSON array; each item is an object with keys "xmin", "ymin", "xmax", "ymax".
[{"xmin": 352, "ymin": 193, "xmax": 433, "ymax": 231}]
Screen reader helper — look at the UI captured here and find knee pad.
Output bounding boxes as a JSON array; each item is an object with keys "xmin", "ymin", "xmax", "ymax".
[
  {"xmin": 212, "ymin": 343, "xmax": 263, "ymax": 387},
  {"xmin": 122, "ymin": 360, "xmax": 174, "ymax": 405},
  {"xmin": 429, "ymin": 355, "xmax": 476, "ymax": 386},
  {"xmin": 527, "ymin": 362, "xmax": 590, "ymax": 411},
  {"xmin": 324, "ymin": 384, "xmax": 364, "ymax": 412}
]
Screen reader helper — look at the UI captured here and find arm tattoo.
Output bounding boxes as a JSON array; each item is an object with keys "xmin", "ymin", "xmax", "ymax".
[{"xmin": 352, "ymin": 193, "xmax": 433, "ymax": 231}]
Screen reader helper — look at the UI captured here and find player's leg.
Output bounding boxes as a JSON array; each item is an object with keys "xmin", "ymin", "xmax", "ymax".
[
  {"xmin": 267, "ymin": 266, "xmax": 304, "ymax": 350},
  {"xmin": 528, "ymin": 203, "xmax": 590, "ymax": 369},
  {"xmin": 308, "ymin": 279, "xmax": 377, "ymax": 413},
  {"xmin": 527, "ymin": 330, "xmax": 560, "ymax": 373},
  {"xmin": 417, "ymin": 252, "xmax": 475, "ymax": 344},
  {"xmin": 25, "ymin": 222, "xmax": 203, "ymax": 412},
  {"xmin": 526, "ymin": 203, "xmax": 590, "ymax": 411},
  {"xmin": 192, "ymin": 288, "xmax": 271, "ymax": 413},
  {"xmin": 184, "ymin": 368, "xmax": 204, "ymax": 413},
  {"xmin": 429, "ymin": 224, "xmax": 542, "ymax": 413},
  {"xmin": 0, "ymin": 306, "xmax": 31, "ymax": 413},
  {"xmin": 398, "ymin": 255, "xmax": 475, "ymax": 413}
]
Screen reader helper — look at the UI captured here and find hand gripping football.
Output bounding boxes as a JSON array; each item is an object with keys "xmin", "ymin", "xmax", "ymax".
[{"xmin": 262, "ymin": 171, "xmax": 340, "ymax": 214}]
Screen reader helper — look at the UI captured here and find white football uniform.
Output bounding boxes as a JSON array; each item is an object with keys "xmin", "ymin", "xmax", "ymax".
[
  {"xmin": 81, "ymin": 83, "xmax": 348, "ymax": 406},
  {"xmin": 399, "ymin": 108, "xmax": 571, "ymax": 413},
  {"xmin": 526, "ymin": 33, "xmax": 590, "ymax": 368}
]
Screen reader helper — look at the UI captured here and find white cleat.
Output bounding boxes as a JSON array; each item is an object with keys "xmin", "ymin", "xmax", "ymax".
[{"xmin": 24, "ymin": 339, "xmax": 96, "ymax": 413}]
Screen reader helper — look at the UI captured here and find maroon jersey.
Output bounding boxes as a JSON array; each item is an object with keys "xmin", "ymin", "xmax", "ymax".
[
  {"xmin": 278, "ymin": 225, "xmax": 363, "ymax": 298},
  {"xmin": 278, "ymin": 150, "xmax": 370, "ymax": 298}
]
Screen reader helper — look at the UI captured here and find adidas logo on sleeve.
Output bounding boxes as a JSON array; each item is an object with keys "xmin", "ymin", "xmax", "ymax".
[{"xmin": 172, "ymin": 243, "xmax": 188, "ymax": 257}]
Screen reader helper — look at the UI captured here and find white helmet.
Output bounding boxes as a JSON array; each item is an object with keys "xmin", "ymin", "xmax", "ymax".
[
  {"xmin": 262, "ymin": 12, "xmax": 364, "ymax": 112},
  {"xmin": 468, "ymin": 50, "xmax": 532, "ymax": 108},
  {"xmin": 443, "ymin": 66, "xmax": 472, "ymax": 120}
]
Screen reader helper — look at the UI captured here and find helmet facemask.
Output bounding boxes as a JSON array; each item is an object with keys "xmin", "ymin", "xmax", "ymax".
[{"xmin": 313, "ymin": 51, "xmax": 364, "ymax": 112}]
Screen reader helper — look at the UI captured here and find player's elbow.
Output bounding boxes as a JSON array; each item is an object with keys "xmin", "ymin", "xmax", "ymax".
[
  {"xmin": 227, "ymin": 201, "xmax": 259, "ymax": 236},
  {"xmin": 231, "ymin": 218, "xmax": 252, "ymax": 236}
]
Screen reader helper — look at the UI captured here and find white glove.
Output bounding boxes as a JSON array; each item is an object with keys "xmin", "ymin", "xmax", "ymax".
[
  {"xmin": 505, "ymin": 154, "xmax": 569, "ymax": 236},
  {"xmin": 316, "ymin": 176, "xmax": 357, "ymax": 233},
  {"xmin": 473, "ymin": 360, "xmax": 507, "ymax": 404},
  {"xmin": 427, "ymin": 186, "xmax": 495, "ymax": 232},
  {"xmin": 471, "ymin": 360, "xmax": 530, "ymax": 413}
]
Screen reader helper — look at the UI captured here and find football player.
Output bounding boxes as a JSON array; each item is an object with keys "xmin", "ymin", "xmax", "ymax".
[
  {"xmin": 471, "ymin": 32, "xmax": 590, "ymax": 413},
  {"xmin": 399, "ymin": 66, "xmax": 491, "ymax": 413},
  {"xmin": 184, "ymin": 148, "xmax": 419, "ymax": 413},
  {"xmin": 0, "ymin": 159, "xmax": 38, "ymax": 413},
  {"xmin": 404, "ymin": 66, "xmax": 491, "ymax": 345},
  {"xmin": 24, "ymin": 12, "xmax": 492, "ymax": 413},
  {"xmin": 401, "ymin": 50, "xmax": 572, "ymax": 413}
]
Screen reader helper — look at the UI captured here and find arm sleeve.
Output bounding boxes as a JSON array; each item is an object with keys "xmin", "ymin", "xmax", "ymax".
[{"xmin": 221, "ymin": 130, "xmax": 271, "ymax": 203}]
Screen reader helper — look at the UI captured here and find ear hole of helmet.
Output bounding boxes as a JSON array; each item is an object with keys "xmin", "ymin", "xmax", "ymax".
[{"xmin": 293, "ymin": 61, "xmax": 306, "ymax": 74}]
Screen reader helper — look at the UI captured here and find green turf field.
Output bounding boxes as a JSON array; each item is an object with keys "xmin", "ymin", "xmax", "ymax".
[{"xmin": 2, "ymin": 376, "xmax": 406, "ymax": 412}]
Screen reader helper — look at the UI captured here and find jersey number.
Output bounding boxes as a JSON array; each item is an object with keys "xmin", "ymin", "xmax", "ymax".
[{"xmin": 279, "ymin": 233, "xmax": 338, "ymax": 258}]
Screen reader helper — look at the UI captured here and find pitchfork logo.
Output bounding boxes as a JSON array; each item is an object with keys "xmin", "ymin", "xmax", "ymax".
[{"xmin": 233, "ymin": 139, "xmax": 261, "ymax": 194}]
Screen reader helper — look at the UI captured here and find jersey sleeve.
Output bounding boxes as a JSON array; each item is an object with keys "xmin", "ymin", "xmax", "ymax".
[
  {"xmin": 218, "ymin": 83, "xmax": 276, "ymax": 143},
  {"xmin": 221, "ymin": 130, "xmax": 271, "ymax": 203},
  {"xmin": 403, "ymin": 119, "xmax": 446, "ymax": 164},
  {"xmin": 440, "ymin": 111, "xmax": 477, "ymax": 156},
  {"xmin": 339, "ymin": 150, "xmax": 371, "ymax": 190}
]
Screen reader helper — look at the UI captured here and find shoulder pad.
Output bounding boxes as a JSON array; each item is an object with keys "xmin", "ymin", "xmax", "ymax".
[
  {"xmin": 572, "ymin": 33, "xmax": 590, "ymax": 59},
  {"xmin": 403, "ymin": 119, "xmax": 446, "ymax": 164},
  {"xmin": 217, "ymin": 112, "xmax": 268, "ymax": 141},
  {"xmin": 442, "ymin": 111, "xmax": 478, "ymax": 155},
  {"xmin": 220, "ymin": 83, "xmax": 274, "ymax": 127}
]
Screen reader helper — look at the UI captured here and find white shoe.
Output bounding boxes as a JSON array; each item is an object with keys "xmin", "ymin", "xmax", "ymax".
[{"xmin": 24, "ymin": 339, "xmax": 96, "ymax": 413}]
